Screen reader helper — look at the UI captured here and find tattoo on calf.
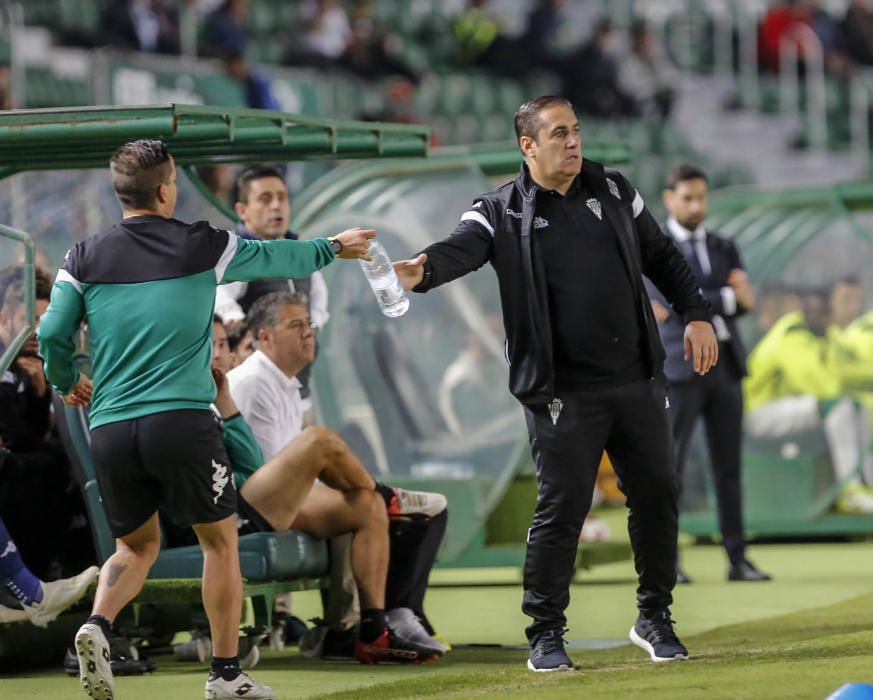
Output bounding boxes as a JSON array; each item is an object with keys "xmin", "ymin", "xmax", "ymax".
[{"xmin": 106, "ymin": 563, "xmax": 128, "ymax": 587}]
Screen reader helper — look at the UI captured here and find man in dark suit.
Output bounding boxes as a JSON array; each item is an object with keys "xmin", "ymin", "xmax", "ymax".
[{"xmin": 648, "ymin": 164, "xmax": 771, "ymax": 583}]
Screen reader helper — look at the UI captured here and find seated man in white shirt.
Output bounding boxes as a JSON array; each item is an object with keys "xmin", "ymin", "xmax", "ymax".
[{"xmin": 217, "ymin": 297, "xmax": 447, "ymax": 663}]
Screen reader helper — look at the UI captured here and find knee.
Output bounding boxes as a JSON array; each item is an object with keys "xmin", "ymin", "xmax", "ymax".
[
  {"xmin": 301, "ymin": 426, "xmax": 345, "ymax": 468},
  {"xmin": 125, "ymin": 538, "xmax": 161, "ymax": 566},
  {"xmin": 349, "ymin": 489, "xmax": 388, "ymax": 527}
]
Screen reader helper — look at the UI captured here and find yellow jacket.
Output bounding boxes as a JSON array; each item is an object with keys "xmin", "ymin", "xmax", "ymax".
[{"xmin": 744, "ymin": 311, "xmax": 841, "ymax": 412}]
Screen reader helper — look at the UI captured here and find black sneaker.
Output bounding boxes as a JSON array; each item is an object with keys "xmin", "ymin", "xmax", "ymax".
[
  {"xmin": 629, "ymin": 611, "xmax": 689, "ymax": 663},
  {"xmin": 527, "ymin": 628, "xmax": 575, "ymax": 672}
]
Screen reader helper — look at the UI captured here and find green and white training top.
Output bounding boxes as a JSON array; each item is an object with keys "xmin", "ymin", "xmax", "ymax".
[{"xmin": 38, "ymin": 215, "xmax": 335, "ymax": 429}]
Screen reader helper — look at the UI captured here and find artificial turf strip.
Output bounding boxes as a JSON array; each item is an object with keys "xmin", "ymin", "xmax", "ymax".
[{"xmin": 3, "ymin": 594, "xmax": 873, "ymax": 699}]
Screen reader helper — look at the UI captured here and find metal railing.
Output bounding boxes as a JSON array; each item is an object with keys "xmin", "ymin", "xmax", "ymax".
[
  {"xmin": 779, "ymin": 26, "xmax": 828, "ymax": 149},
  {"xmin": 850, "ymin": 68, "xmax": 873, "ymax": 177}
]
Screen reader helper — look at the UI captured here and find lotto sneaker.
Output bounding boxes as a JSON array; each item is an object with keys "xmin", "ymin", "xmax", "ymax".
[
  {"xmin": 22, "ymin": 566, "xmax": 99, "ymax": 628},
  {"xmin": 629, "ymin": 610, "xmax": 689, "ymax": 662},
  {"xmin": 527, "ymin": 628, "xmax": 574, "ymax": 672},
  {"xmin": 386, "ymin": 488, "xmax": 447, "ymax": 519},
  {"xmin": 386, "ymin": 607, "xmax": 447, "ymax": 655},
  {"xmin": 354, "ymin": 627, "xmax": 442, "ymax": 664},
  {"xmin": 204, "ymin": 671, "xmax": 275, "ymax": 699},
  {"xmin": 75, "ymin": 622, "xmax": 115, "ymax": 700}
]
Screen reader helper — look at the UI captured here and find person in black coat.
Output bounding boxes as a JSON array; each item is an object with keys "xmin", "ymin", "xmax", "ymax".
[
  {"xmin": 393, "ymin": 97, "xmax": 719, "ymax": 672},
  {"xmin": 647, "ymin": 164, "xmax": 771, "ymax": 584}
]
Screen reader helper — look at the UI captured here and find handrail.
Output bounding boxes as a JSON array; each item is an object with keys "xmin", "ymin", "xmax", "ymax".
[
  {"xmin": 779, "ymin": 25, "xmax": 828, "ymax": 149},
  {"xmin": 0, "ymin": 223, "xmax": 35, "ymax": 376},
  {"xmin": 850, "ymin": 68, "xmax": 873, "ymax": 178}
]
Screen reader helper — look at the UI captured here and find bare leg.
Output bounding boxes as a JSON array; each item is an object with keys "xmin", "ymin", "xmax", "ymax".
[
  {"xmin": 91, "ymin": 513, "xmax": 161, "ymax": 622},
  {"xmin": 292, "ymin": 484, "xmax": 388, "ymax": 609},
  {"xmin": 193, "ymin": 515, "xmax": 242, "ymax": 658},
  {"xmin": 241, "ymin": 426, "xmax": 375, "ymax": 530}
]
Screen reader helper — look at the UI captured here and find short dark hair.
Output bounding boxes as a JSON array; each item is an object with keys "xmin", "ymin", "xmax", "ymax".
[
  {"xmin": 109, "ymin": 140, "xmax": 173, "ymax": 210},
  {"xmin": 213, "ymin": 313, "xmax": 224, "ymax": 325},
  {"xmin": 226, "ymin": 319, "xmax": 250, "ymax": 353},
  {"xmin": 247, "ymin": 291, "xmax": 307, "ymax": 339},
  {"xmin": 514, "ymin": 96, "xmax": 574, "ymax": 143},
  {"xmin": 236, "ymin": 165, "xmax": 286, "ymax": 204},
  {"xmin": 34, "ymin": 267, "xmax": 52, "ymax": 301},
  {"xmin": 665, "ymin": 163, "xmax": 709, "ymax": 190},
  {"xmin": 833, "ymin": 274, "xmax": 861, "ymax": 287}
]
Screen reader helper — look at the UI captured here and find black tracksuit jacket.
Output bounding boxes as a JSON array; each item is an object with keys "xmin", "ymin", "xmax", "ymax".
[{"xmin": 413, "ymin": 159, "xmax": 712, "ymax": 404}]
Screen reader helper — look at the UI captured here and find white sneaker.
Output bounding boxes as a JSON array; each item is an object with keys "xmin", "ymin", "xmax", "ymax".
[
  {"xmin": 386, "ymin": 607, "xmax": 446, "ymax": 655},
  {"xmin": 0, "ymin": 603, "xmax": 28, "ymax": 624},
  {"xmin": 205, "ymin": 671, "xmax": 275, "ymax": 699},
  {"xmin": 25, "ymin": 566, "xmax": 99, "ymax": 628},
  {"xmin": 387, "ymin": 489, "xmax": 447, "ymax": 518},
  {"xmin": 75, "ymin": 622, "xmax": 114, "ymax": 700}
]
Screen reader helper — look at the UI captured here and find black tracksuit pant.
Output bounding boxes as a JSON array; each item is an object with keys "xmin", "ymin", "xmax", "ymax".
[
  {"xmin": 669, "ymin": 357, "xmax": 746, "ymax": 565},
  {"xmin": 521, "ymin": 378, "xmax": 679, "ymax": 641}
]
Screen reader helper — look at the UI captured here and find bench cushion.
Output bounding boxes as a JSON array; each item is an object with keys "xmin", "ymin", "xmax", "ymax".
[{"xmin": 148, "ymin": 531, "xmax": 329, "ymax": 581}]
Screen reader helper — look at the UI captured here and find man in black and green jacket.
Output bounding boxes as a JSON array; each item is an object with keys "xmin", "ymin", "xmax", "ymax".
[{"xmin": 38, "ymin": 139, "xmax": 375, "ymax": 700}]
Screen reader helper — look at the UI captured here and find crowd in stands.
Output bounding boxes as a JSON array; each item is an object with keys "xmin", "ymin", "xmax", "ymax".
[{"xmin": 759, "ymin": 0, "xmax": 873, "ymax": 77}]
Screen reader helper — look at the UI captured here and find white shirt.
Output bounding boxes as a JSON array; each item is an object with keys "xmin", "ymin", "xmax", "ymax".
[
  {"xmin": 227, "ymin": 350, "xmax": 304, "ymax": 461},
  {"xmin": 667, "ymin": 217, "xmax": 734, "ymax": 341},
  {"xmin": 215, "ymin": 270, "xmax": 330, "ymax": 328}
]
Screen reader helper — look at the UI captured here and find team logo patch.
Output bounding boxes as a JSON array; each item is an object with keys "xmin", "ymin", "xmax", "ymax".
[
  {"xmin": 212, "ymin": 460, "xmax": 230, "ymax": 504},
  {"xmin": 533, "ymin": 216, "xmax": 549, "ymax": 229},
  {"xmin": 586, "ymin": 198, "xmax": 602, "ymax": 220},
  {"xmin": 607, "ymin": 178, "xmax": 621, "ymax": 199},
  {"xmin": 548, "ymin": 398, "xmax": 564, "ymax": 426}
]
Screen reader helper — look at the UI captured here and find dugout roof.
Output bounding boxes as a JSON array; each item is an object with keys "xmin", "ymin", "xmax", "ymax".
[{"xmin": 0, "ymin": 103, "xmax": 431, "ymax": 173}]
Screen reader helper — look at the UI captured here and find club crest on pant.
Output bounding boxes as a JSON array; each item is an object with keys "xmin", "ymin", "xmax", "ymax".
[
  {"xmin": 548, "ymin": 398, "xmax": 564, "ymax": 426},
  {"xmin": 586, "ymin": 198, "xmax": 602, "ymax": 220}
]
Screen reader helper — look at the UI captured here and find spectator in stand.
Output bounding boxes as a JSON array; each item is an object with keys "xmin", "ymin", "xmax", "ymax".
[
  {"xmin": 522, "ymin": 0, "xmax": 572, "ymax": 73},
  {"xmin": 0, "ymin": 65, "xmax": 11, "ymax": 110},
  {"xmin": 560, "ymin": 19, "xmax": 635, "ymax": 119},
  {"xmin": 220, "ymin": 50, "xmax": 281, "ymax": 111},
  {"xmin": 220, "ymin": 300, "xmax": 448, "ymax": 662},
  {"xmin": 453, "ymin": 0, "xmax": 511, "ymax": 72},
  {"xmin": 759, "ymin": 0, "xmax": 815, "ymax": 73},
  {"xmin": 744, "ymin": 287, "xmax": 873, "ymax": 513},
  {"xmin": 287, "ymin": 0, "xmax": 352, "ymax": 71},
  {"xmin": 100, "ymin": 0, "xmax": 181, "ymax": 54},
  {"xmin": 0, "ymin": 268, "xmax": 93, "ymax": 579},
  {"xmin": 841, "ymin": 0, "xmax": 873, "ymax": 66},
  {"xmin": 617, "ymin": 22, "xmax": 679, "ymax": 121},
  {"xmin": 340, "ymin": 1, "xmax": 420, "ymax": 83},
  {"xmin": 201, "ymin": 0, "xmax": 248, "ymax": 58}
]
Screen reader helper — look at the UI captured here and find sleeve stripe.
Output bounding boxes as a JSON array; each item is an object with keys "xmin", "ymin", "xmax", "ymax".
[
  {"xmin": 632, "ymin": 190, "xmax": 645, "ymax": 219},
  {"xmin": 460, "ymin": 211, "xmax": 495, "ymax": 236},
  {"xmin": 56, "ymin": 269, "xmax": 82, "ymax": 294},
  {"xmin": 215, "ymin": 232, "xmax": 239, "ymax": 284}
]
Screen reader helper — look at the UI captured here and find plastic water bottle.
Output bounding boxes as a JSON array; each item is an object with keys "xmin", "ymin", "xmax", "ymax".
[{"xmin": 359, "ymin": 240, "xmax": 409, "ymax": 318}]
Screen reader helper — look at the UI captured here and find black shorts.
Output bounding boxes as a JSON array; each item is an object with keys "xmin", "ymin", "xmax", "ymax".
[
  {"xmin": 90, "ymin": 409, "xmax": 237, "ymax": 539},
  {"xmin": 236, "ymin": 492, "xmax": 274, "ymax": 536}
]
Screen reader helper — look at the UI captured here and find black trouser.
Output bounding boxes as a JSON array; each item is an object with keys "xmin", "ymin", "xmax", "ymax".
[
  {"xmin": 521, "ymin": 378, "xmax": 678, "ymax": 641},
  {"xmin": 670, "ymin": 359, "xmax": 745, "ymax": 564},
  {"xmin": 386, "ymin": 509, "xmax": 448, "ymax": 617}
]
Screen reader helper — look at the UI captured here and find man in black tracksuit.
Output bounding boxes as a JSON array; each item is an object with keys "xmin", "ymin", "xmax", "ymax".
[{"xmin": 394, "ymin": 97, "xmax": 718, "ymax": 672}]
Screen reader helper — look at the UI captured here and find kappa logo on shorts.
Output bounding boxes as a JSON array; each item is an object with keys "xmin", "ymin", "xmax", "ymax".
[{"xmin": 212, "ymin": 460, "xmax": 230, "ymax": 504}]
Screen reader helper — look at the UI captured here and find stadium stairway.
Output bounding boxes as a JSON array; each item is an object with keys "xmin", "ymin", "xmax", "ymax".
[{"xmin": 672, "ymin": 73, "xmax": 869, "ymax": 187}]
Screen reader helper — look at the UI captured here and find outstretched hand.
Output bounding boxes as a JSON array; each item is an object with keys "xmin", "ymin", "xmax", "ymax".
[
  {"xmin": 334, "ymin": 228, "xmax": 376, "ymax": 260},
  {"xmin": 683, "ymin": 321, "xmax": 718, "ymax": 375},
  {"xmin": 393, "ymin": 254, "xmax": 427, "ymax": 291}
]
